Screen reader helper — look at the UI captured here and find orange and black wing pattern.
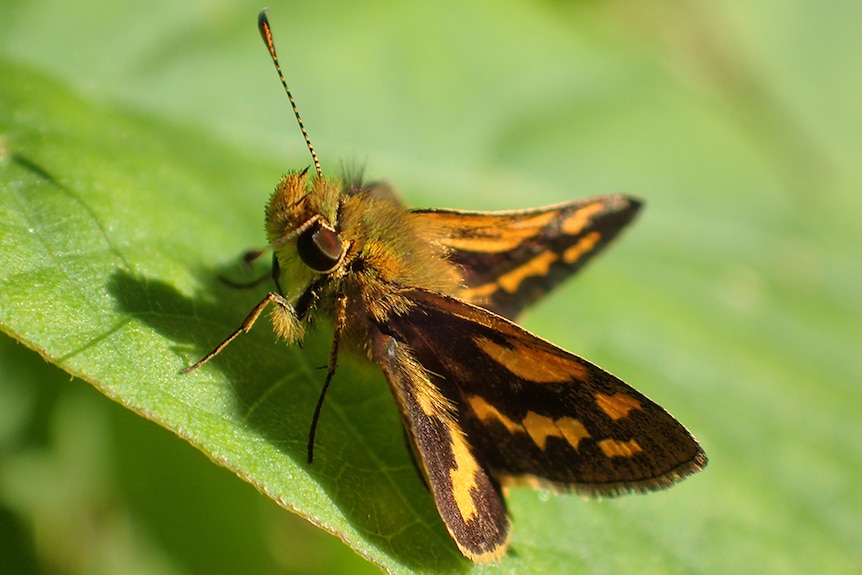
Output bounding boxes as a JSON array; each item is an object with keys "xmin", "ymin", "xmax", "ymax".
[
  {"xmin": 370, "ymin": 287, "xmax": 705, "ymax": 560},
  {"xmin": 411, "ymin": 195, "xmax": 640, "ymax": 319}
]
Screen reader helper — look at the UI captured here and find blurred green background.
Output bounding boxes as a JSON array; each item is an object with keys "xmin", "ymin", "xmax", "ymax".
[{"xmin": 1, "ymin": 0, "xmax": 860, "ymax": 573}]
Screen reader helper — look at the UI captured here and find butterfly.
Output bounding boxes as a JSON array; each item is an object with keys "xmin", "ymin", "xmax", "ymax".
[{"xmin": 184, "ymin": 10, "xmax": 707, "ymax": 562}]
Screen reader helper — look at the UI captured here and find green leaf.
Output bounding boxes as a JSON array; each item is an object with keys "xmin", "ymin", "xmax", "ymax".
[
  {"xmin": 2, "ymin": 1, "xmax": 860, "ymax": 574},
  {"xmin": 0, "ymin": 57, "xmax": 453, "ymax": 571}
]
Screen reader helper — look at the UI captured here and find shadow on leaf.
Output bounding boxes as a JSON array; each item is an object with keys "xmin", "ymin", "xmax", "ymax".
[{"xmin": 108, "ymin": 269, "xmax": 466, "ymax": 571}]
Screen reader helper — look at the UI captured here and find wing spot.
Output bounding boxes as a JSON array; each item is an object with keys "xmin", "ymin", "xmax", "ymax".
[
  {"xmin": 562, "ymin": 231, "xmax": 601, "ymax": 264},
  {"xmin": 449, "ymin": 431, "xmax": 480, "ymax": 522},
  {"xmin": 556, "ymin": 416, "xmax": 591, "ymax": 450},
  {"xmin": 475, "ymin": 336, "xmax": 587, "ymax": 383},
  {"xmin": 510, "ymin": 211, "xmax": 560, "ymax": 231},
  {"xmin": 521, "ymin": 411, "xmax": 558, "ymax": 449},
  {"xmin": 468, "ymin": 395, "xmax": 522, "ymax": 434},
  {"xmin": 560, "ymin": 202, "xmax": 605, "ymax": 235},
  {"xmin": 520, "ymin": 412, "xmax": 591, "ymax": 451},
  {"xmin": 497, "ymin": 251, "xmax": 559, "ymax": 294},
  {"xmin": 596, "ymin": 392, "xmax": 642, "ymax": 420},
  {"xmin": 469, "ymin": 398, "xmax": 592, "ymax": 451},
  {"xmin": 598, "ymin": 438, "xmax": 643, "ymax": 458},
  {"xmin": 439, "ymin": 211, "xmax": 558, "ymax": 253}
]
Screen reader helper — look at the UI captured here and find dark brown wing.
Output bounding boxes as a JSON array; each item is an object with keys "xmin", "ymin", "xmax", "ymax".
[
  {"xmin": 369, "ymin": 329, "xmax": 511, "ymax": 562},
  {"xmin": 374, "ymin": 288, "xmax": 706, "ymax": 497},
  {"xmin": 411, "ymin": 195, "xmax": 641, "ymax": 319}
]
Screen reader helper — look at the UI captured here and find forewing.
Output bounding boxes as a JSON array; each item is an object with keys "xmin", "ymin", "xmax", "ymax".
[
  {"xmin": 379, "ymin": 288, "xmax": 706, "ymax": 495},
  {"xmin": 411, "ymin": 195, "xmax": 641, "ymax": 319}
]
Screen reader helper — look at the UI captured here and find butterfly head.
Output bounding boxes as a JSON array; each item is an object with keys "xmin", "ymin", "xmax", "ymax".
[{"xmin": 264, "ymin": 169, "xmax": 347, "ymax": 300}]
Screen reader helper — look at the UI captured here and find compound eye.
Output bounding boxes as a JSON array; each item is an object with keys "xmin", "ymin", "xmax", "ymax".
[{"xmin": 296, "ymin": 221, "xmax": 344, "ymax": 272}]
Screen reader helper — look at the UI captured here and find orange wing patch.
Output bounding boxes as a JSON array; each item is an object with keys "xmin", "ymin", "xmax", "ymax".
[
  {"xmin": 468, "ymin": 396, "xmax": 592, "ymax": 451},
  {"xmin": 562, "ymin": 231, "xmax": 600, "ymax": 264},
  {"xmin": 598, "ymin": 438, "xmax": 643, "ymax": 458},
  {"xmin": 555, "ymin": 417, "xmax": 592, "ymax": 450},
  {"xmin": 522, "ymin": 412, "xmax": 592, "ymax": 451},
  {"xmin": 521, "ymin": 411, "xmax": 560, "ymax": 449},
  {"xmin": 497, "ymin": 251, "xmax": 558, "ymax": 294},
  {"xmin": 460, "ymin": 250, "xmax": 560, "ymax": 301},
  {"xmin": 560, "ymin": 201, "xmax": 606, "ymax": 235},
  {"xmin": 595, "ymin": 392, "xmax": 643, "ymax": 421},
  {"xmin": 434, "ymin": 211, "xmax": 559, "ymax": 253},
  {"xmin": 474, "ymin": 336, "xmax": 588, "ymax": 383},
  {"xmin": 467, "ymin": 395, "xmax": 522, "ymax": 434},
  {"xmin": 449, "ymin": 430, "xmax": 482, "ymax": 522}
]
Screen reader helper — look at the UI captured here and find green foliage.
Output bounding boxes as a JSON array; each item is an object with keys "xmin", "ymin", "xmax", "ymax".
[{"xmin": 1, "ymin": 0, "xmax": 860, "ymax": 573}]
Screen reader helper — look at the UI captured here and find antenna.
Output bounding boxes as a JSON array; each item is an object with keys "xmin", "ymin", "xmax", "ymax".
[{"xmin": 258, "ymin": 10, "xmax": 322, "ymax": 178}]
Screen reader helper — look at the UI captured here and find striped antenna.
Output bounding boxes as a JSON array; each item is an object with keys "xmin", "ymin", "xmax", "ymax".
[{"xmin": 258, "ymin": 10, "xmax": 322, "ymax": 178}]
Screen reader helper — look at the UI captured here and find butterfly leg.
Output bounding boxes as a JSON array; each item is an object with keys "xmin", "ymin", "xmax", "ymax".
[
  {"xmin": 183, "ymin": 291, "xmax": 294, "ymax": 372},
  {"xmin": 306, "ymin": 291, "xmax": 348, "ymax": 462}
]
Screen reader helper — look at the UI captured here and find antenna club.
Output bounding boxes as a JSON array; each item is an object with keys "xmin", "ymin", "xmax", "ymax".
[{"xmin": 257, "ymin": 9, "xmax": 270, "ymax": 44}]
